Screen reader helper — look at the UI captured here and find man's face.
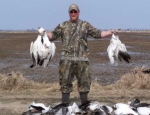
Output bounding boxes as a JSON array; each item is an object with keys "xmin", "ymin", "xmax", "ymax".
[{"xmin": 69, "ymin": 10, "xmax": 80, "ymax": 22}]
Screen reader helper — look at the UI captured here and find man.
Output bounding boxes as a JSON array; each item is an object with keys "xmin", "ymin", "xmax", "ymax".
[{"xmin": 47, "ymin": 4, "xmax": 117, "ymax": 106}]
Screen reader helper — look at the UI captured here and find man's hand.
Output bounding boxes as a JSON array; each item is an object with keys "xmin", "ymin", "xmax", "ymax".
[
  {"xmin": 112, "ymin": 28, "xmax": 119, "ymax": 35},
  {"xmin": 47, "ymin": 32, "xmax": 53, "ymax": 41}
]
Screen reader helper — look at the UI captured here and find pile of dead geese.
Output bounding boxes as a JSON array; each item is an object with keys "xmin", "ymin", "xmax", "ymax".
[{"xmin": 22, "ymin": 98, "xmax": 150, "ymax": 115}]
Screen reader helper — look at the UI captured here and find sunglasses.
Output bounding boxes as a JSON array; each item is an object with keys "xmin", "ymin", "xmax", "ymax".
[{"xmin": 69, "ymin": 10, "xmax": 78, "ymax": 14}]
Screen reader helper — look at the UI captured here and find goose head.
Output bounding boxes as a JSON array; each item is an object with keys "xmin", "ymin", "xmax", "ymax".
[{"xmin": 38, "ymin": 27, "xmax": 46, "ymax": 36}]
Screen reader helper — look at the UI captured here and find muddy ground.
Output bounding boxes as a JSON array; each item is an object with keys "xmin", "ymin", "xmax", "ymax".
[
  {"xmin": 0, "ymin": 32, "xmax": 150, "ymax": 114},
  {"xmin": 0, "ymin": 32, "xmax": 150, "ymax": 84}
]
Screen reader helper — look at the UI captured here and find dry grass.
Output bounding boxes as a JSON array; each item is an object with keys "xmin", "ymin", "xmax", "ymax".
[
  {"xmin": 0, "ymin": 66, "xmax": 150, "ymax": 114},
  {"xmin": 107, "ymin": 67, "xmax": 150, "ymax": 90},
  {"xmin": 0, "ymin": 71, "xmax": 59, "ymax": 92},
  {"xmin": 0, "ymin": 67, "xmax": 150, "ymax": 96},
  {"xmin": 86, "ymin": 67, "xmax": 150, "ymax": 102}
]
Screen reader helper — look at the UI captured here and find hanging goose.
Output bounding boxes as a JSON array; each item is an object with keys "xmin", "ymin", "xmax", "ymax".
[
  {"xmin": 107, "ymin": 34, "xmax": 131, "ymax": 66},
  {"xmin": 30, "ymin": 27, "xmax": 56, "ymax": 68}
]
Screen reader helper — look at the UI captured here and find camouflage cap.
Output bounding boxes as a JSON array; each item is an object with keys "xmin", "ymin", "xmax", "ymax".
[{"xmin": 68, "ymin": 4, "xmax": 79, "ymax": 12}]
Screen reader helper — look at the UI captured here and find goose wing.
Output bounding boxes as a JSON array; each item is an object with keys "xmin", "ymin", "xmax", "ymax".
[
  {"xmin": 51, "ymin": 43, "xmax": 56, "ymax": 58},
  {"xmin": 29, "ymin": 102, "xmax": 49, "ymax": 111},
  {"xmin": 79, "ymin": 101, "xmax": 91, "ymax": 110},
  {"xmin": 30, "ymin": 42, "xmax": 38, "ymax": 68},
  {"xmin": 30, "ymin": 105, "xmax": 45, "ymax": 111},
  {"xmin": 30, "ymin": 42, "xmax": 35, "ymax": 68},
  {"xmin": 137, "ymin": 107, "xmax": 150, "ymax": 115},
  {"xmin": 107, "ymin": 34, "xmax": 119, "ymax": 65},
  {"xmin": 114, "ymin": 103, "xmax": 138, "ymax": 115},
  {"xmin": 30, "ymin": 35, "xmax": 43, "ymax": 68},
  {"xmin": 30, "ymin": 42, "xmax": 34, "ymax": 57},
  {"xmin": 71, "ymin": 102, "xmax": 81, "ymax": 113},
  {"xmin": 88, "ymin": 101, "xmax": 101, "ymax": 111},
  {"xmin": 136, "ymin": 103, "xmax": 150, "ymax": 108},
  {"xmin": 35, "ymin": 35, "xmax": 46, "ymax": 66},
  {"xmin": 117, "ymin": 42, "xmax": 131, "ymax": 63},
  {"xmin": 40, "ymin": 33, "xmax": 52, "ymax": 59},
  {"xmin": 42, "ymin": 54, "xmax": 51, "ymax": 68},
  {"xmin": 36, "ymin": 35, "xmax": 44, "ymax": 58},
  {"xmin": 107, "ymin": 43, "xmax": 116, "ymax": 64}
]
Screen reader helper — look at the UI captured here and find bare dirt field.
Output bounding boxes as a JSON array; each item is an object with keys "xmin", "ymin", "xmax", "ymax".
[{"xmin": 0, "ymin": 32, "xmax": 150, "ymax": 114}]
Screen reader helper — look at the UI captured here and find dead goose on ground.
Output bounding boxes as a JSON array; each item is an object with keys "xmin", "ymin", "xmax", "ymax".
[
  {"xmin": 113, "ymin": 103, "xmax": 138, "ymax": 115},
  {"xmin": 79, "ymin": 101, "xmax": 113, "ymax": 115},
  {"xmin": 22, "ymin": 101, "xmax": 52, "ymax": 115},
  {"xmin": 129, "ymin": 98, "xmax": 150, "ymax": 115}
]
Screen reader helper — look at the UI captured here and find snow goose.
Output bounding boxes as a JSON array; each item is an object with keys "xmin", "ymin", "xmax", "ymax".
[
  {"xmin": 85, "ymin": 101, "xmax": 113, "ymax": 115},
  {"xmin": 53, "ymin": 102, "xmax": 84, "ymax": 115},
  {"xmin": 107, "ymin": 34, "xmax": 131, "ymax": 66},
  {"xmin": 66, "ymin": 102, "xmax": 84, "ymax": 115},
  {"xmin": 52, "ymin": 103, "xmax": 69, "ymax": 115},
  {"xmin": 113, "ymin": 103, "xmax": 138, "ymax": 115},
  {"xmin": 26, "ymin": 101, "xmax": 51, "ymax": 115},
  {"xmin": 129, "ymin": 98, "xmax": 150, "ymax": 115},
  {"xmin": 30, "ymin": 27, "xmax": 56, "ymax": 68}
]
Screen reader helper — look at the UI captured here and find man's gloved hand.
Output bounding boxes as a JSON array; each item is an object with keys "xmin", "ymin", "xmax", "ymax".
[{"xmin": 38, "ymin": 27, "xmax": 45, "ymax": 35}]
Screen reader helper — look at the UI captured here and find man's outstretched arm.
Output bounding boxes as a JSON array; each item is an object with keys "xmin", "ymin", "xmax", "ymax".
[
  {"xmin": 101, "ymin": 29, "xmax": 118, "ymax": 38},
  {"xmin": 87, "ymin": 21, "xmax": 118, "ymax": 39},
  {"xmin": 101, "ymin": 30, "xmax": 113, "ymax": 38},
  {"xmin": 47, "ymin": 24, "xmax": 63, "ymax": 41}
]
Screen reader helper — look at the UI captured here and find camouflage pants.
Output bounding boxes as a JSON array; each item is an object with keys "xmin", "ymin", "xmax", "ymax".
[{"xmin": 59, "ymin": 60, "xmax": 91, "ymax": 93}]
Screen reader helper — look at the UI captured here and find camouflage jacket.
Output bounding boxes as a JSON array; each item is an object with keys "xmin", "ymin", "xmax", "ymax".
[{"xmin": 51, "ymin": 19, "xmax": 101, "ymax": 61}]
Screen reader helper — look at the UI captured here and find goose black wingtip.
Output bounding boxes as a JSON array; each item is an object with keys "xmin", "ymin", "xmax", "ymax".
[{"xmin": 30, "ymin": 65, "xmax": 35, "ymax": 68}]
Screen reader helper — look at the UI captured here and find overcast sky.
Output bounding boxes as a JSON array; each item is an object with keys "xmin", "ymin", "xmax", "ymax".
[{"xmin": 0, "ymin": 0, "xmax": 150, "ymax": 30}]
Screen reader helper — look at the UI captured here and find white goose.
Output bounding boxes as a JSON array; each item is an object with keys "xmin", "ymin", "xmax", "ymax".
[
  {"xmin": 113, "ymin": 103, "xmax": 138, "ymax": 115},
  {"xmin": 87, "ymin": 101, "xmax": 113, "ymax": 115},
  {"xmin": 30, "ymin": 27, "xmax": 56, "ymax": 68},
  {"xmin": 129, "ymin": 98, "xmax": 150, "ymax": 115},
  {"xmin": 28, "ymin": 101, "xmax": 51, "ymax": 114},
  {"xmin": 136, "ymin": 107, "xmax": 150, "ymax": 115},
  {"xmin": 54, "ymin": 102, "xmax": 83, "ymax": 115},
  {"xmin": 107, "ymin": 34, "xmax": 131, "ymax": 66},
  {"xmin": 67, "ymin": 102, "xmax": 83, "ymax": 115}
]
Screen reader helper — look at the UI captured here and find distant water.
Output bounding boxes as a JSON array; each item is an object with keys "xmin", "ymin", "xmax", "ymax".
[
  {"xmin": 88, "ymin": 38, "xmax": 110, "ymax": 41},
  {"xmin": 54, "ymin": 38, "xmax": 110, "ymax": 43}
]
